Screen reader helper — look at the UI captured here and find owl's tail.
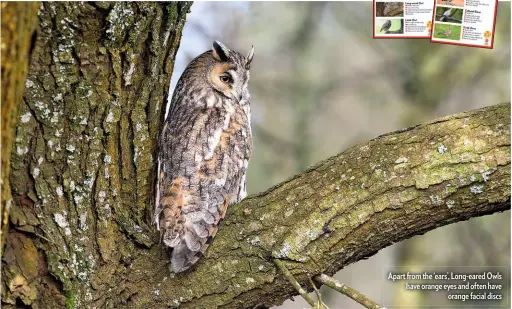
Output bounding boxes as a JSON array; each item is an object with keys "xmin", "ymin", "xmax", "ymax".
[
  {"xmin": 170, "ymin": 237, "xmax": 209, "ymax": 273},
  {"xmin": 157, "ymin": 176, "xmax": 231, "ymax": 273},
  {"xmin": 168, "ymin": 196, "xmax": 230, "ymax": 273}
]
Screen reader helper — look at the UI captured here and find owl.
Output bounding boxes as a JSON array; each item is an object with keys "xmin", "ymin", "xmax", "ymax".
[
  {"xmin": 380, "ymin": 20, "xmax": 392, "ymax": 33},
  {"xmin": 154, "ymin": 41, "xmax": 254, "ymax": 273}
]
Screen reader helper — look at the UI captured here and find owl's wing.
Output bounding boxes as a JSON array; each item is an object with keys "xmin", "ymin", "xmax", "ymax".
[{"xmin": 155, "ymin": 106, "xmax": 242, "ymax": 273}]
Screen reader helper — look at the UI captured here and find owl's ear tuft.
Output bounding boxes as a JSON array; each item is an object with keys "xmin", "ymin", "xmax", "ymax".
[
  {"xmin": 212, "ymin": 41, "xmax": 229, "ymax": 62},
  {"xmin": 245, "ymin": 45, "xmax": 254, "ymax": 70}
]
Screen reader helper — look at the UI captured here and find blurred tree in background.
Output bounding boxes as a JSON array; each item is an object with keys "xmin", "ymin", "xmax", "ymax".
[{"xmin": 174, "ymin": 2, "xmax": 510, "ymax": 308}]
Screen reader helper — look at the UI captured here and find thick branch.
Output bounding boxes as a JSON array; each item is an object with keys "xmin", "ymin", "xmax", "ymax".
[{"xmin": 127, "ymin": 103, "xmax": 509, "ymax": 308}]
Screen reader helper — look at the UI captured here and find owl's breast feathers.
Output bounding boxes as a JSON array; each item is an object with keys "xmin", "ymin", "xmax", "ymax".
[{"xmin": 155, "ymin": 99, "xmax": 252, "ymax": 273}]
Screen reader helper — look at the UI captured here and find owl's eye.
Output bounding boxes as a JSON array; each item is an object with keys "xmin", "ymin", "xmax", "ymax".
[{"xmin": 219, "ymin": 74, "xmax": 232, "ymax": 84}]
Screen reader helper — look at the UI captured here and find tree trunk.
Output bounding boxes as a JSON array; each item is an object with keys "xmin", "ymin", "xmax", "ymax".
[
  {"xmin": 375, "ymin": 3, "xmax": 385, "ymax": 17},
  {"xmin": 2, "ymin": 2, "xmax": 191, "ymax": 307},
  {"xmin": 2, "ymin": 3, "xmax": 510, "ymax": 309},
  {"xmin": 1, "ymin": 1, "xmax": 40, "ymax": 254}
]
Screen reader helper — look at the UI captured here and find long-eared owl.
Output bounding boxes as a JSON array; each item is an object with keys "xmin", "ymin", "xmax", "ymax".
[{"xmin": 155, "ymin": 41, "xmax": 254, "ymax": 273}]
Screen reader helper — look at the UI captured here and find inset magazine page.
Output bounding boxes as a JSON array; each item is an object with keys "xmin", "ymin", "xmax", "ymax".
[
  {"xmin": 374, "ymin": 0, "xmax": 434, "ymax": 38},
  {"xmin": 430, "ymin": 0, "xmax": 498, "ymax": 48}
]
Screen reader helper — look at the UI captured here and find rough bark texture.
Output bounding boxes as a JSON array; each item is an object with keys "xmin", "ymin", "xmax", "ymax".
[
  {"xmin": 1, "ymin": 1, "xmax": 40, "ymax": 253},
  {"xmin": 2, "ymin": 2, "xmax": 191, "ymax": 308},
  {"xmin": 1, "ymin": 2, "xmax": 510, "ymax": 309},
  {"xmin": 375, "ymin": 3, "xmax": 385, "ymax": 17}
]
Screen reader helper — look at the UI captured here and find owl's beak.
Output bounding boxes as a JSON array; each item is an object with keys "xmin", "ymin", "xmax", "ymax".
[{"xmin": 231, "ymin": 88, "xmax": 243, "ymax": 102}]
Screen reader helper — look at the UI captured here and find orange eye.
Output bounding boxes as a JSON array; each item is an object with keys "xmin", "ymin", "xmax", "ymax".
[{"xmin": 220, "ymin": 74, "xmax": 232, "ymax": 83}]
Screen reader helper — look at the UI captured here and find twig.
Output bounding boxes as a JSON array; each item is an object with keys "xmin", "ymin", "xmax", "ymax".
[
  {"xmin": 308, "ymin": 277, "xmax": 330, "ymax": 309},
  {"xmin": 34, "ymin": 232, "xmax": 55, "ymax": 244},
  {"xmin": 314, "ymin": 274, "xmax": 384, "ymax": 309},
  {"xmin": 273, "ymin": 259, "xmax": 317, "ymax": 307}
]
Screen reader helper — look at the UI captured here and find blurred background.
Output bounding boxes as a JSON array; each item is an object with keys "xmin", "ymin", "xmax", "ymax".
[{"xmin": 169, "ymin": 2, "xmax": 511, "ymax": 308}]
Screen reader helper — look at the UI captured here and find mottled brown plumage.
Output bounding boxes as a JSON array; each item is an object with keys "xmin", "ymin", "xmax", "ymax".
[{"xmin": 155, "ymin": 41, "xmax": 254, "ymax": 273}]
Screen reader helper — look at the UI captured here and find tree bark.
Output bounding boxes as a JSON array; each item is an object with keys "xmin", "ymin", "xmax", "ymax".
[
  {"xmin": 2, "ymin": 2, "xmax": 191, "ymax": 307},
  {"xmin": 1, "ymin": 3, "xmax": 510, "ymax": 309},
  {"xmin": 375, "ymin": 3, "xmax": 385, "ymax": 17},
  {"xmin": 1, "ymin": 1, "xmax": 40, "ymax": 255}
]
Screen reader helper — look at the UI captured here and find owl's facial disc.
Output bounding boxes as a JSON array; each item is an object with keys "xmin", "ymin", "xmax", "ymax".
[
  {"xmin": 209, "ymin": 64, "xmax": 248, "ymax": 102},
  {"xmin": 208, "ymin": 41, "xmax": 252, "ymax": 104},
  {"xmin": 210, "ymin": 63, "xmax": 235, "ymax": 98}
]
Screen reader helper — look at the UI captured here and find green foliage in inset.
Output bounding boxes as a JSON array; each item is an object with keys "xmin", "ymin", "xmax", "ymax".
[{"xmin": 433, "ymin": 24, "xmax": 462, "ymax": 40}]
